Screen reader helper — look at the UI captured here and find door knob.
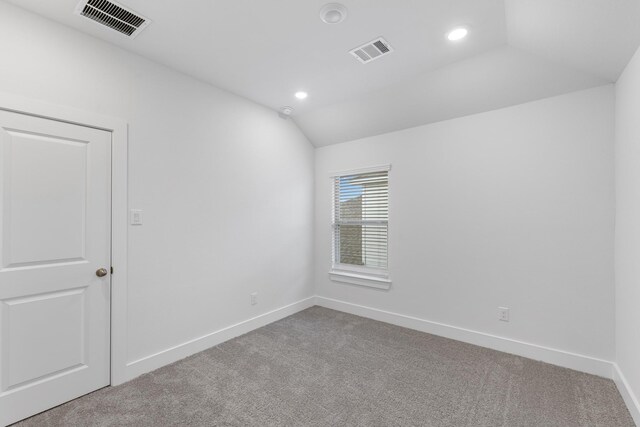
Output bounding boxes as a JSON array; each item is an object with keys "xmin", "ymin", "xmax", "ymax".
[{"xmin": 96, "ymin": 268, "xmax": 108, "ymax": 277}]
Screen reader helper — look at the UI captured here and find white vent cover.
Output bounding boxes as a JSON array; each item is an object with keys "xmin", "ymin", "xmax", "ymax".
[
  {"xmin": 349, "ymin": 37, "xmax": 393, "ymax": 64},
  {"xmin": 75, "ymin": 0, "xmax": 150, "ymax": 38}
]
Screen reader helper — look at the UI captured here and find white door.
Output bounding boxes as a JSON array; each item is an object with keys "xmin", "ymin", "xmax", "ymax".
[{"xmin": 0, "ymin": 110, "xmax": 111, "ymax": 426}]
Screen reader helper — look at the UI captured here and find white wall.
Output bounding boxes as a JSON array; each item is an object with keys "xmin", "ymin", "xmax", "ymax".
[
  {"xmin": 315, "ymin": 85, "xmax": 615, "ymax": 362},
  {"xmin": 0, "ymin": 2, "xmax": 314, "ymax": 375},
  {"xmin": 0, "ymin": 0, "xmax": 623, "ymax": 392},
  {"xmin": 615, "ymin": 45, "xmax": 640, "ymax": 420}
]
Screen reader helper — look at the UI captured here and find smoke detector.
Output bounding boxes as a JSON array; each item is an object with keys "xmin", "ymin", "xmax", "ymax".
[
  {"xmin": 278, "ymin": 106, "xmax": 294, "ymax": 119},
  {"xmin": 349, "ymin": 37, "xmax": 393, "ymax": 64},
  {"xmin": 320, "ymin": 3, "xmax": 347, "ymax": 24},
  {"xmin": 75, "ymin": 0, "xmax": 150, "ymax": 38}
]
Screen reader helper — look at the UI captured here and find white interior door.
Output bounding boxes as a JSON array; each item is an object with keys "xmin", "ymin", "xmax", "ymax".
[{"xmin": 0, "ymin": 110, "xmax": 111, "ymax": 426}]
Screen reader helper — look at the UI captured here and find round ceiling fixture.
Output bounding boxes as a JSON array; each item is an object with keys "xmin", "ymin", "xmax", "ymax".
[
  {"xmin": 447, "ymin": 27, "xmax": 469, "ymax": 42},
  {"xmin": 320, "ymin": 3, "xmax": 348, "ymax": 24},
  {"xmin": 295, "ymin": 91, "xmax": 308, "ymax": 100}
]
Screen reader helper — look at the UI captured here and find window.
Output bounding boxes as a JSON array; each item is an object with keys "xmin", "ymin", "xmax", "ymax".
[{"xmin": 330, "ymin": 166, "xmax": 390, "ymax": 289}]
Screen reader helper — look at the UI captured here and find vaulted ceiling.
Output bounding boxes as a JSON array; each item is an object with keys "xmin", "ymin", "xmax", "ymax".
[{"xmin": 8, "ymin": 0, "xmax": 640, "ymax": 146}]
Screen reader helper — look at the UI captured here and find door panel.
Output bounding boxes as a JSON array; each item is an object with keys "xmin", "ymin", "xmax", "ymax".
[
  {"xmin": 0, "ymin": 110, "xmax": 111, "ymax": 426},
  {"xmin": 2, "ymin": 288, "xmax": 86, "ymax": 390},
  {"xmin": 2, "ymin": 130, "xmax": 88, "ymax": 268}
]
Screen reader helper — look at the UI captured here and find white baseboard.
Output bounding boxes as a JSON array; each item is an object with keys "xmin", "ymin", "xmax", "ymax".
[
  {"xmin": 613, "ymin": 363, "xmax": 640, "ymax": 425},
  {"xmin": 118, "ymin": 297, "xmax": 315, "ymax": 384},
  {"xmin": 117, "ymin": 295, "xmax": 614, "ymax": 384},
  {"xmin": 315, "ymin": 296, "xmax": 613, "ymax": 379}
]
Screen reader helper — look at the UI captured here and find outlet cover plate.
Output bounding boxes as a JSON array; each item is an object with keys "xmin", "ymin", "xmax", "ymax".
[{"xmin": 498, "ymin": 307, "xmax": 510, "ymax": 322}]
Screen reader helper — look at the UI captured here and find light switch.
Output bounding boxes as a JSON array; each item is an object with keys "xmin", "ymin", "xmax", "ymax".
[{"xmin": 130, "ymin": 209, "xmax": 143, "ymax": 225}]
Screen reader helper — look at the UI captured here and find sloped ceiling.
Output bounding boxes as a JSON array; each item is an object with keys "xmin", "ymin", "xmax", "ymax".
[
  {"xmin": 7, "ymin": 0, "xmax": 640, "ymax": 146},
  {"xmin": 295, "ymin": 46, "xmax": 607, "ymax": 146},
  {"xmin": 506, "ymin": 0, "xmax": 640, "ymax": 82}
]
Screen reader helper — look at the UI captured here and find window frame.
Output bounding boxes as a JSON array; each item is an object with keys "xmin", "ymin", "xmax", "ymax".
[{"xmin": 329, "ymin": 165, "xmax": 391, "ymax": 290}]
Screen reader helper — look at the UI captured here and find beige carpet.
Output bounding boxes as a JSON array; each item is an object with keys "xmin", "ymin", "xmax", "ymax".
[{"xmin": 15, "ymin": 306, "xmax": 634, "ymax": 426}]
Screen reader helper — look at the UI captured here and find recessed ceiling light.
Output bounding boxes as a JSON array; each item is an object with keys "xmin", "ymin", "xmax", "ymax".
[
  {"xmin": 295, "ymin": 91, "xmax": 308, "ymax": 100},
  {"xmin": 447, "ymin": 27, "xmax": 468, "ymax": 42},
  {"xmin": 320, "ymin": 3, "xmax": 347, "ymax": 24}
]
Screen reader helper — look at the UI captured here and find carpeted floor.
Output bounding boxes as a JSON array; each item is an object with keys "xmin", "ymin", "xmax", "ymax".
[{"xmin": 15, "ymin": 306, "xmax": 634, "ymax": 427}]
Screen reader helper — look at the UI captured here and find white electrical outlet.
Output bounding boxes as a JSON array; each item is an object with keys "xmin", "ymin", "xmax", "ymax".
[
  {"xmin": 498, "ymin": 307, "xmax": 510, "ymax": 322},
  {"xmin": 250, "ymin": 292, "xmax": 258, "ymax": 306}
]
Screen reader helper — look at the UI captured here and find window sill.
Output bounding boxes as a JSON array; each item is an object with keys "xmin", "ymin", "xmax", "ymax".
[{"xmin": 329, "ymin": 270, "xmax": 391, "ymax": 290}]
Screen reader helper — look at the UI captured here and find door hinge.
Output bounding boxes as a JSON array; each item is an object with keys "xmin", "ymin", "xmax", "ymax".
[{"xmin": 110, "ymin": 266, "xmax": 114, "ymax": 275}]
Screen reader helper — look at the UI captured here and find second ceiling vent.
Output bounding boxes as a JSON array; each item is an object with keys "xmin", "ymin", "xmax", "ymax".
[
  {"xmin": 349, "ymin": 37, "xmax": 393, "ymax": 64},
  {"xmin": 75, "ymin": 0, "xmax": 150, "ymax": 38}
]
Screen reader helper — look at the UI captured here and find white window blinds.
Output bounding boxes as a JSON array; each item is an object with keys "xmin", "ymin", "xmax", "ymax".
[{"xmin": 333, "ymin": 169, "xmax": 389, "ymax": 272}]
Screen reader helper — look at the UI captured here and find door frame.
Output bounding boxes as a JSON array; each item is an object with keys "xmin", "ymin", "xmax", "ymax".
[{"xmin": 0, "ymin": 92, "xmax": 130, "ymax": 386}]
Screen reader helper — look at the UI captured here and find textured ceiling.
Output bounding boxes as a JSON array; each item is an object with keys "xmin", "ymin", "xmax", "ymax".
[{"xmin": 7, "ymin": 0, "xmax": 640, "ymax": 146}]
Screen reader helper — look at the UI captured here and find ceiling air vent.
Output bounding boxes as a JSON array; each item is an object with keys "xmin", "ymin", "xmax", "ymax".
[
  {"xmin": 349, "ymin": 37, "xmax": 393, "ymax": 64},
  {"xmin": 74, "ymin": 0, "xmax": 150, "ymax": 38}
]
